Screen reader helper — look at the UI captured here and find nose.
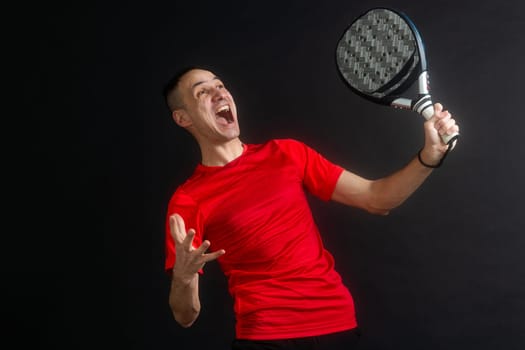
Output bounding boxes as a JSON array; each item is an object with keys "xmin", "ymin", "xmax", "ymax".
[{"xmin": 211, "ymin": 87, "xmax": 226, "ymax": 101}]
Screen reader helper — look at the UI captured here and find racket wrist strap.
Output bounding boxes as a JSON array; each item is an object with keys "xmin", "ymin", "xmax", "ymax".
[{"xmin": 417, "ymin": 148, "xmax": 443, "ymax": 168}]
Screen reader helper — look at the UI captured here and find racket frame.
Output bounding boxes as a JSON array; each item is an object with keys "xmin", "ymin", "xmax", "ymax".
[{"xmin": 335, "ymin": 7, "xmax": 459, "ymax": 147}]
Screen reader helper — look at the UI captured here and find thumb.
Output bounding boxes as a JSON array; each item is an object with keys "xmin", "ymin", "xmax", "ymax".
[
  {"xmin": 169, "ymin": 213, "xmax": 187, "ymax": 244},
  {"xmin": 433, "ymin": 102, "xmax": 443, "ymax": 115}
]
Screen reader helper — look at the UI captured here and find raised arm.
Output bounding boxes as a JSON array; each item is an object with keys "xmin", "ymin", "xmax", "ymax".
[{"xmin": 331, "ymin": 103, "xmax": 459, "ymax": 215}]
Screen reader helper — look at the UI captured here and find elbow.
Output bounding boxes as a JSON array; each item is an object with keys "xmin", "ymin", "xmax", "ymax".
[
  {"xmin": 176, "ymin": 316, "xmax": 198, "ymax": 328},
  {"xmin": 366, "ymin": 196, "xmax": 404, "ymax": 216},
  {"xmin": 169, "ymin": 299, "xmax": 200, "ymax": 328},
  {"xmin": 366, "ymin": 200, "xmax": 396, "ymax": 215},
  {"xmin": 367, "ymin": 207, "xmax": 391, "ymax": 216},
  {"xmin": 173, "ymin": 310, "xmax": 199, "ymax": 328}
]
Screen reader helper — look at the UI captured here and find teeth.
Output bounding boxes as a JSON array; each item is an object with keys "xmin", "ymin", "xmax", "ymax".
[{"xmin": 216, "ymin": 105, "xmax": 230, "ymax": 113}]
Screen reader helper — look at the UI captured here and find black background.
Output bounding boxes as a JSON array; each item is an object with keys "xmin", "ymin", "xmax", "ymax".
[{"xmin": 8, "ymin": 0, "xmax": 525, "ymax": 349}]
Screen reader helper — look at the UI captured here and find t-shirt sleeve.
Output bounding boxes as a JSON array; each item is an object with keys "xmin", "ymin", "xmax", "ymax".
[
  {"xmin": 276, "ymin": 139, "xmax": 344, "ymax": 201},
  {"xmin": 164, "ymin": 189, "xmax": 204, "ymax": 274}
]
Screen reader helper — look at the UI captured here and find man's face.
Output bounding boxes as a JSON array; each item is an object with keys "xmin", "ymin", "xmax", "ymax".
[{"xmin": 175, "ymin": 69, "xmax": 240, "ymax": 144}]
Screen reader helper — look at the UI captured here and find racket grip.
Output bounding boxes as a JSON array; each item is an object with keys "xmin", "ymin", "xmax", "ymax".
[{"xmin": 421, "ymin": 104, "xmax": 459, "ymax": 150}]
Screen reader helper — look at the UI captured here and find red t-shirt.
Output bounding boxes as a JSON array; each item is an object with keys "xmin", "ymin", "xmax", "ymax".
[{"xmin": 165, "ymin": 139, "xmax": 357, "ymax": 340}]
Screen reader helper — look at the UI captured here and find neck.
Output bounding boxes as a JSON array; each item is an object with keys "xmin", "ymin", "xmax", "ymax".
[{"xmin": 198, "ymin": 138, "xmax": 244, "ymax": 166}]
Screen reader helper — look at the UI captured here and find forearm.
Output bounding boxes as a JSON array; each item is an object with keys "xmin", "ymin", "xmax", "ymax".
[
  {"xmin": 369, "ymin": 104, "xmax": 458, "ymax": 211},
  {"xmin": 368, "ymin": 155, "xmax": 433, "ymax": 213},
  {"xmin": 168, "ymin": 273, "xmax": 201, "ymax": 328},
  {"xmin": 333, "ymin": 103, "xmax": 457, "ymax": 215},
  {"xmin": 332, "ymin": 154, "xmax": 433, "ymax": 215}
]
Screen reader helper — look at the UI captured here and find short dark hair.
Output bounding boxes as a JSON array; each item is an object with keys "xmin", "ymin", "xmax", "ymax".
[{"xmin": 162, "ymin": 65, "xmax": 206, "ymax": 112}]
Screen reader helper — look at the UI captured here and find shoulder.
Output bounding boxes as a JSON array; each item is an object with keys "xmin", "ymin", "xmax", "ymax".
[
  {"xmin": 167, "ymin": 187, "xmax": 196, "ymax": 208},
  {"xmin": 265, "ymin": 138, "xmax": 318, "ymax": 165},
  {"xmin": 268, "ymin": 138, "xmax": 310, "ymax": 151},
  {"xmin": 247, "ymin": 139, "xmax": 317, "ymax": 163}
]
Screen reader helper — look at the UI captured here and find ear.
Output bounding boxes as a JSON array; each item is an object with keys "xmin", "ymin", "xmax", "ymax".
[{"xmin": 172, "ymin": 109, "xmax": 192, "ymax": 128}]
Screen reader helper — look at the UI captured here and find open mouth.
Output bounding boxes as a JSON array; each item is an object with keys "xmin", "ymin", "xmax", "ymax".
[{"xmin": 216, "ymin": 105, "xmax": 234, "ymax": 124}]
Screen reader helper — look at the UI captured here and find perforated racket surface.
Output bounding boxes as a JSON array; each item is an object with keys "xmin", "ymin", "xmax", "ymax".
[{"xmin": 336, "ymin": 8, "xmax": 459, "ymax": 147}]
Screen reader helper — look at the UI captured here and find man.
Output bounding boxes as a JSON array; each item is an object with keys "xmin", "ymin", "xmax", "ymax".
[{"xmin": 162, "ymin": 66, "xmax": 459, "ymax": 349}]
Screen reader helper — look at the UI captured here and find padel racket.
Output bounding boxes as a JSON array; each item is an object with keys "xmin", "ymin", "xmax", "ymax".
[{"xmin": 335, "ymin": 7, "xmax": 459, "ymax": 149}]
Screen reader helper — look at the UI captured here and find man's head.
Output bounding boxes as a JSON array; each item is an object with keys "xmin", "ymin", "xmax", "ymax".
[
  {"xmin": 163, "ymin": 65, "xmax": 200, "ymax": 112},
  {"xmin": 163, "ymin": 67, "xmax": 240, "ymax": 145}
]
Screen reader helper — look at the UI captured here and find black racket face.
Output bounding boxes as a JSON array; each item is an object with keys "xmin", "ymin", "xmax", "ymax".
[{"xmin": 336, "ymin": 8, "xmax": 425, "ymax": 104}]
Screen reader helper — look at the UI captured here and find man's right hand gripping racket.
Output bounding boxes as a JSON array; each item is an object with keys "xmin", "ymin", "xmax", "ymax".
[{"xmin": 335, "ymin": 7, "xmax": 459, "ymax": 150}]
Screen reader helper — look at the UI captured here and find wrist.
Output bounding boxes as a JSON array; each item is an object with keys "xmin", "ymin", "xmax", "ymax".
[
  {"xmin": 417, "ymin": 148, "xmax": 442, "ymax": 168},
  {"xmin": 172, "ymin": 269, "xmax": 198, "ymax": 287}
]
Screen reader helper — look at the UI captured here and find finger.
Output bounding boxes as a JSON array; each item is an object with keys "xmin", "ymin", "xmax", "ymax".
[
  {"xmin": 193, "ymin": 239, "xmax": 212, "ymax": 256},
  {"xmin": 169, "ymin": 214, "xmax": 186, "ymax": 244},
  {"xmin": 433, "ymin": 112, "xmax": 452, "ymax": 133},
  {"xmin": 194, "ymin": 239, "xmax": 225, "ymax": 261},
  {"xmin": 435, "ymin": 109, "xmax": 450, "ymax": 121},
  {"xmin": 203, "ymin": 249, "xmax": 226, "ymax": 263},
  {"xmin": 183, "ymin": 229, "xmax": 197, "ymax": 251},
  {"xmin": 437, "ymin": 116, "xmax": 456, "ymax": 135},
  {"xmin": 433, "ymin": 102, "xmax": 443, "ymax": 114},
  {"xmin": 442, "ymin": 122, "xmax": 459, "ymax": 136}
]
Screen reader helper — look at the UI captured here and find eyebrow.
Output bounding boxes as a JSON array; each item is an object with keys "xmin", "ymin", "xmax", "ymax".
[{"xmin": 191, "ymin": 76, "xmax": 220, "ymax": 90}]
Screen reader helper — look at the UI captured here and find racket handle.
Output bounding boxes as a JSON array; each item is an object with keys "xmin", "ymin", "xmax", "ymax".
[{"xmin": 421, "ymin": 104, "xmax": 459, "ymax": 150}]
